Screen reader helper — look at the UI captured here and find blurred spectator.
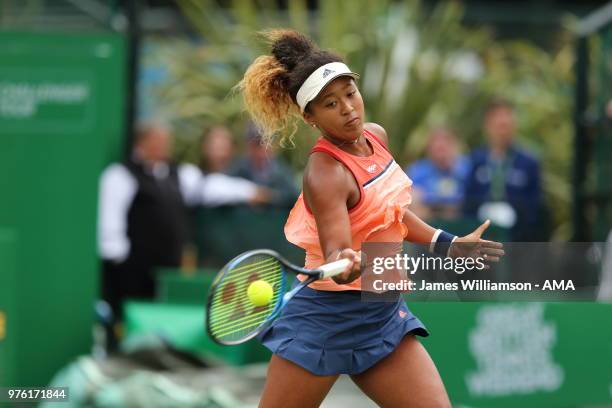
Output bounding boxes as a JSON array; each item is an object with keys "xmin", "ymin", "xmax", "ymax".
[
  {"xmin": 405, "ymin": 128, "xmax": 469, "ymax": 220},
  {"xmin": 199, "ymin": 125, "xmax": 235, "ymax": 173},
  {"xmin": 464, "ymin": 100, "xmax": 543, "ymax": 241},
  {"xmin": 97, "ymin": 121, "xmax": 269, "ymax": 325},
  {"xmin": 228, "ymin": 124, "xmax": 299, "ymax": 208}
]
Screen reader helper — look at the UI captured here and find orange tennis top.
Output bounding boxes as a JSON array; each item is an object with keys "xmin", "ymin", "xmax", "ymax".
[{"xmin": 284, "ymin": 129, "xmax": 413, "ymax": 291}]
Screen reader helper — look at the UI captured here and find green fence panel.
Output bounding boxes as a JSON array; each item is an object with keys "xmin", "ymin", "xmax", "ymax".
[{"xmin": 0, "ymin": 31, "xmax": 125, "ymax": 386}]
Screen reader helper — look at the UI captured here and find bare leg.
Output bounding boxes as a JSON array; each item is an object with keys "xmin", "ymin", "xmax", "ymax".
[
  {"xmin": 259, "ymin": 354, "xmax": 339, "ymax": 408},
  {"xmin": 350, "ymin": 335, "xmax": 451, "ymax": 408}
]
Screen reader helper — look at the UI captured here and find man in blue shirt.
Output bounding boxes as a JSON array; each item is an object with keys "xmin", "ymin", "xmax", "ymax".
[
  {"xmin": 406, "ymin": 128, "xmax": 470, "ymax": 220},
  {"xmin": 464, "ymin": 100, "xmax": 543, "ymax": 241}
]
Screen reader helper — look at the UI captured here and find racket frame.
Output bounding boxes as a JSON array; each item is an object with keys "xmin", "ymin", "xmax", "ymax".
[{"xmin": 206, "ymin": 249, "xmax": 350, "ymax": 345}]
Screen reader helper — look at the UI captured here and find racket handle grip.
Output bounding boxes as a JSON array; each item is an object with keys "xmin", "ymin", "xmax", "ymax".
[{"xmin": 318, "ymin": 258, "xmax": 352, "ymax": 279}]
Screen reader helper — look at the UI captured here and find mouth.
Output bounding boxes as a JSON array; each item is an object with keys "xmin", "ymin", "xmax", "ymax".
[{"xmin": 345, "ymin": 116, "xmax": 361, "ymax": 127}]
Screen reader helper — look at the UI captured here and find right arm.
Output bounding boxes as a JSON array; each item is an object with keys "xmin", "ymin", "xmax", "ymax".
[{"xmin": 303, "ymin": 153, "xmax": 361, "ymax": 283}]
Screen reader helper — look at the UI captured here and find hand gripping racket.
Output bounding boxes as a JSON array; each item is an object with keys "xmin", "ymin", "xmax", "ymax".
[{"xmin": 206, "ymin": 249, "xmax": 351, "ymax": 345}]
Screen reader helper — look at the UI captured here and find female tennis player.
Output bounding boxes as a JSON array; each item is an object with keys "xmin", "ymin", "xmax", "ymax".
[{"xmin": 238, "ymin": 30, "xmax": 503, "ymax": 408}]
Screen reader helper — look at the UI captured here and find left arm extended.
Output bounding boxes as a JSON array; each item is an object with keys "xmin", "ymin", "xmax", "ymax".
[
  {"xmin": 403, "ymin": 208, "xmax": 505, "ymax": 263},
  {"xmin": 402, "ymin": 207, "xmax": 438, "ymax": 244}
]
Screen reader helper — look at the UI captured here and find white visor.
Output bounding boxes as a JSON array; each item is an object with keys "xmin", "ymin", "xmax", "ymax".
[{"xmin": 295, "ymin": 62, "xmax": 359, "ymax": 112}]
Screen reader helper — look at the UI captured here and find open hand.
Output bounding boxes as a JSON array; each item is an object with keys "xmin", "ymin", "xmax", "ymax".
[{"xmin": 449, "ymin": 220, "xmax": 505, "ymax": 268}]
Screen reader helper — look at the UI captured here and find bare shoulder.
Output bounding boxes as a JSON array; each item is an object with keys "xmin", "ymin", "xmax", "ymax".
[
  {"xmin": 364, "ymin": 122, "xmax": 389, "ymax": 147},
  {"xmin": 304, "ymin": 152, "xmax": 351, "ymax": 202}
]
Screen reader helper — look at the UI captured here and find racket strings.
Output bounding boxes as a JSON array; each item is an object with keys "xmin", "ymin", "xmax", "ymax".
[
  {"xmin": 209, "ymin": 262, "xmax": 282, "ymax": 309},
  {"xmin": 209, "ymin": 260, "xmax": 280, "ymax": 304},
  {"xmin": 210, "ymin": 276, "xmax": 282, "ymax": 339},
  {"xmin": 210, "ymin": 275, "xmax": 281, "ymax": 330},
  {"xmin": 209, "ymin": 270, "xmax": 281, "ymax": 322},
  {"xmin": 209, "ymin": 261, "xmax": 281, "ymax": 318},
  {"xmin": 208, "ymin": 254, "xmax": 286, "ymax": 342},
  {"xmin": 211, "ymin": 304, "xmax": 280, "ymax": 338},
  {"xmin": 214, "ymin": 257, "xmax": 278, "ymax": 284}
]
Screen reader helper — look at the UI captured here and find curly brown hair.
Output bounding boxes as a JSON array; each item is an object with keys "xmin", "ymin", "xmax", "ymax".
[{"xmin": 236, "ymin": 29, "xmax": 344, "ymax": 146}]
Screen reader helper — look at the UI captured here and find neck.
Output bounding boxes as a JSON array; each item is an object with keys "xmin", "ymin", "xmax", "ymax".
[
  {"xmin": 324, "ymin": 132, "xmax": 362, "ymax": 148},
  {"xmin": 327, "ymin": 133, "xmax": 371, "ymax": 157}
]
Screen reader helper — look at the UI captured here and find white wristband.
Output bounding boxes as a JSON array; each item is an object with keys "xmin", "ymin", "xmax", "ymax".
[{"xmin": 430, "ymin": 229, "xmax": 443, "ymax": 253}]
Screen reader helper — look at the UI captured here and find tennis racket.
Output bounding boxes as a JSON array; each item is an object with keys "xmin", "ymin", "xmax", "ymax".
[{"xmin": 206, "ymin": 249, "xmax": 351, "ymax": 345}]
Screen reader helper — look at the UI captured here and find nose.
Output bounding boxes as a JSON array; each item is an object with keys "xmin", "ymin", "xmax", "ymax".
[{"xmin": 340, "ymin": 98, "xmax": 354, "ymax": 115}]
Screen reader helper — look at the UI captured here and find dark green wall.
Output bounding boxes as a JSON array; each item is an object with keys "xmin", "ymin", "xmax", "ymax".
[{"xmin": 0, "ymin": 31, "xmax": 125, "ymax": 386}]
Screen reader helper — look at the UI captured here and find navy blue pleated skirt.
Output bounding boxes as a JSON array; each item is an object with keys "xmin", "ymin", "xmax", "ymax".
[{"xmin": 258, "ymin": 285, "xmax": 429, "ymax": 376}]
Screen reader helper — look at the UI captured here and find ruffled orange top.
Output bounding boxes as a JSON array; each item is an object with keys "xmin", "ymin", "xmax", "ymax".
[{"xmin": 284, "ymin": 129, "xmax": 413, "ymax": 291}]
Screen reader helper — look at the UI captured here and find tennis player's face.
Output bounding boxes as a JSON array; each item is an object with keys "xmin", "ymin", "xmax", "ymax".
[{"xmin": 305, "ymin": 77, "xmax": 365, "ymax": 141}]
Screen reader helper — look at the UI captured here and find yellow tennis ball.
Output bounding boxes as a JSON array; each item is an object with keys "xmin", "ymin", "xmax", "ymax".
[{"xmin": 247, "ymin": 280, "xmax": 273, "ymax": 307}]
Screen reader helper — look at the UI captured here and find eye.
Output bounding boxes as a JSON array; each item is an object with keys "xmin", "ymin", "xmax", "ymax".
[
  {"xmin": 326, "ymin": 101, "xmax": 337, "ymax": 108},
  {"xmin": 347, "ymin": 90, "xmax": 356, "ymax": 97}
]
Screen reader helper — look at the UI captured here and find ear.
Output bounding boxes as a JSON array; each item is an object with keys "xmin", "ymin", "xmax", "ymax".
[{"xmin": 302, "ymin": 110, "xmax": 314, "ymax": 126}]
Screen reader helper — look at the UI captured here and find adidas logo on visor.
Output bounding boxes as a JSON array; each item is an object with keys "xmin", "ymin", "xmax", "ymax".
[{"xmin": 322, "ymin": 69, "xmax": 335, "ymax": 78}]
